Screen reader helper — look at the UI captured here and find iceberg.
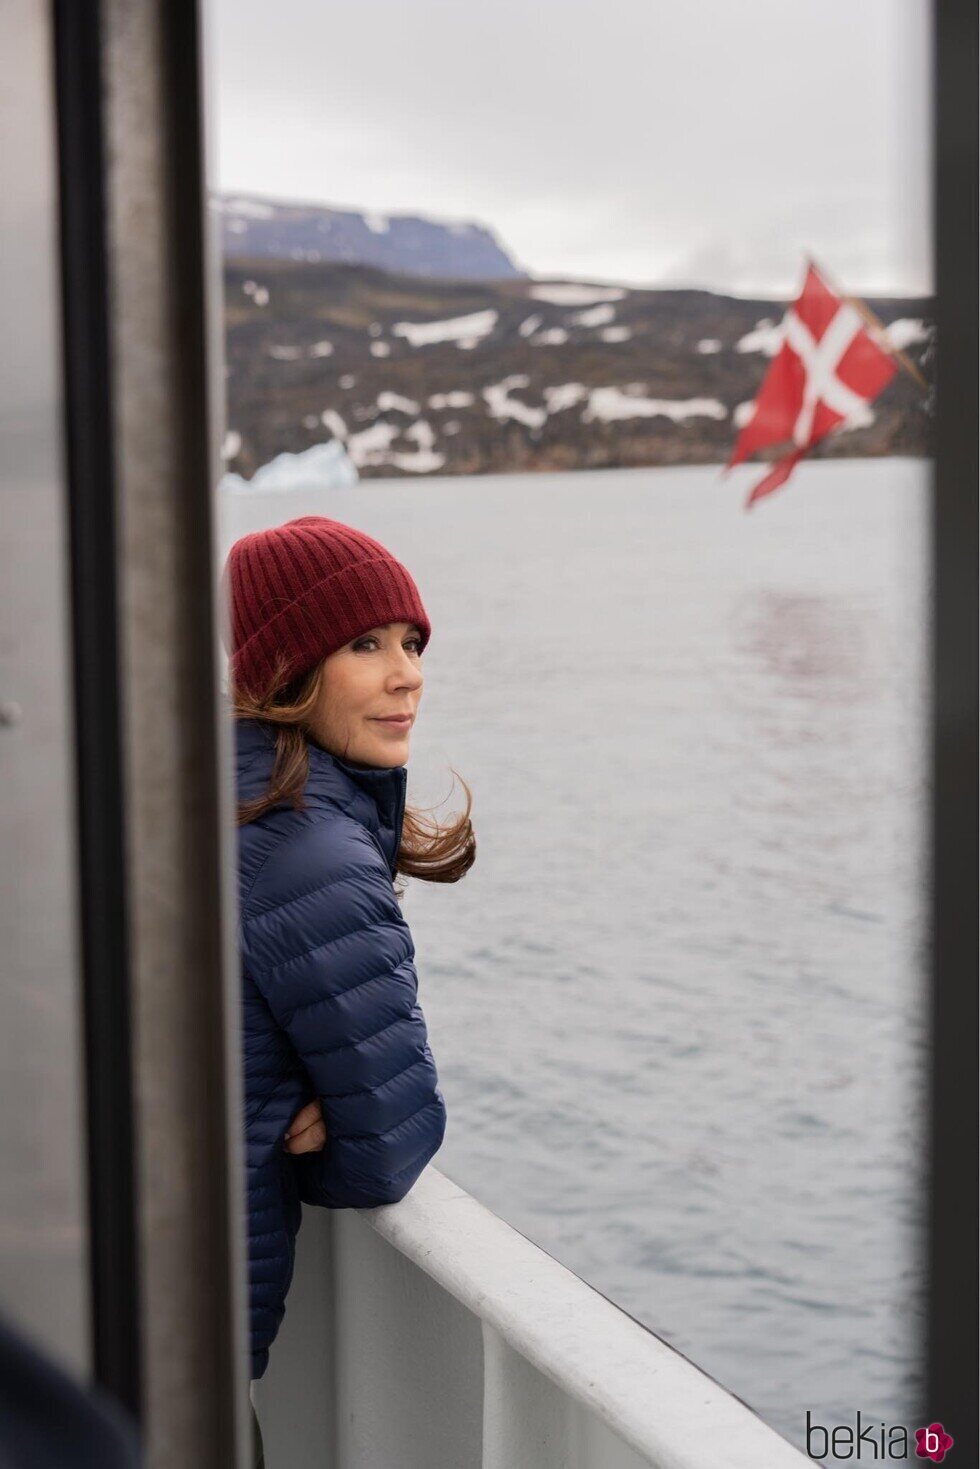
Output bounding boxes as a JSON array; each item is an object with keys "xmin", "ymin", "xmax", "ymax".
[{"xmin": 219, "ymin": 438, "xmax": 359, "ymax": 495}]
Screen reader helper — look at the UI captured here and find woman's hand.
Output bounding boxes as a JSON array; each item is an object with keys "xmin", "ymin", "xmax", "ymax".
[{"xmin": 282, "ymin": 1097, "xmax": 327, "ymax": 1154}]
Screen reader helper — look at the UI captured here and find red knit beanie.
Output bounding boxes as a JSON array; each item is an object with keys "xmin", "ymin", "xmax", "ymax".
[{"xmin": 223, "ymin": 516, "xmax": 431, "ymax": 699}]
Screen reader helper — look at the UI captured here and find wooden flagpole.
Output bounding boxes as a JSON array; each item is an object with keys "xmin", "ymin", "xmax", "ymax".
[{"xmin": 804, "ymin": 252, "xmax": 930, "ymax": 391}]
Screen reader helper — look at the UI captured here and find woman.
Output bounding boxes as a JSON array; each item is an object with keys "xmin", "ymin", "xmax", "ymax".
[{"xmin": 224, "ymin": 515, "xmax": 475, "ymax": 1465}]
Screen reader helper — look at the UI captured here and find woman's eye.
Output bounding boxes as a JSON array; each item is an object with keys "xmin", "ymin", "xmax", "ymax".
[{"xmin": 353, "ymin": 634, "xmax": 421, "ymax": 653}]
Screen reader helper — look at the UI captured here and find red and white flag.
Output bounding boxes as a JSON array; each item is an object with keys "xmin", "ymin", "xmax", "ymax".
[{"xmin": 726, "ymin": 260, "xmax": 898, "ymax": 508}]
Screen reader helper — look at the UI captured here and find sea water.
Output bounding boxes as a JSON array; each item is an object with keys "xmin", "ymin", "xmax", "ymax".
[{"xmin": 222, "ymin": 457, "xmax": 930, "ymax": 1450}]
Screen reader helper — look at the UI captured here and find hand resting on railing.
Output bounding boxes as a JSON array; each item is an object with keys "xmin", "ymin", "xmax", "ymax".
[{"xmin": 282, "ymin": 1097, "xmax": 327, "ymax": 1155}]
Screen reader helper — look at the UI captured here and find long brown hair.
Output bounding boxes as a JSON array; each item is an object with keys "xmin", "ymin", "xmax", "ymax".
[{"xmin": 232, "ymin": 651, "xmax": 475, "ymax": 896}]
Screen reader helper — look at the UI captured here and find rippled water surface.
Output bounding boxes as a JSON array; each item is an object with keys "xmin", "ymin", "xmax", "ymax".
[{"xmin": 223, "ymin": 458, "xmax": 930, "ymax": 1450}]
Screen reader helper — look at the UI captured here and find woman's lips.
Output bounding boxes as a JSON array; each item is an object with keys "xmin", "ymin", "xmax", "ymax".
[{"xmin": 372, "ymin": 716, "xmax": 413, "ymax": 729}]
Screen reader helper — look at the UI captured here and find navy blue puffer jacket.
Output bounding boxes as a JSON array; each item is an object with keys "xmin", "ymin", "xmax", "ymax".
[{"xmin": 235, "ymin": 717, "xmax": 447, "ymax": 1380}]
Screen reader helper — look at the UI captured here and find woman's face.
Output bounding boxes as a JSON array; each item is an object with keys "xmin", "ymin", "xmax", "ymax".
[{"xmin": 310, "ymin": 620, "xmax": 424, "ymax": 768}]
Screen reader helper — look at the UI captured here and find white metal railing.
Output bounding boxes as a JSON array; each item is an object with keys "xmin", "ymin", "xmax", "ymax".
[{"xmin": 253, "ymin": 1167, "xmax": 810, "ymax": 1468}]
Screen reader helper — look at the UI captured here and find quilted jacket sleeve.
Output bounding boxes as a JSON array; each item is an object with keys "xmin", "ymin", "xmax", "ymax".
[{"xmin": 241, "ymin": 814, "xmax": 447, "ymax": 1209}]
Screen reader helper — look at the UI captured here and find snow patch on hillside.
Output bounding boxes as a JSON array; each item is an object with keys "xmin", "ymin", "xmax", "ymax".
[
  {"xmin": 346, "ymin": 422, "xmax": 397, "ymax": 465},
  {"xmin": 736, "ymin": 320, "xmax": 782, "ymax": 356},
  {"xmin": 391, "ymin": 421, "xmax": 445, "ymax": 472},
  {"xmin": 378, "ymin": 391, "xmax": 421, "ymax": 415},
  {"xmin": 483, "ymin": 376, "xmax": 547, "ymax": 429},
  {"xmin": 883, "ymin": 317, "xmax": 931, "ymax": 350},
  {"xmin": 584, "ymin": 388, "xmax": 727, "ymax": 423},
  {"xmin": 529, "ymin": 283, "xmax": 627, "ymax": 306},
  {"xmin": 570, "ymin": 303, "xmax": 616, "ymax": 328},
  {"xmin": 429, "ymin": 391, "xmax": 475, "ymax": 409},
  {"xmin": 393, "ymin": 310, "xmax": 498, "ymax": 348},
  {"xmin": 543, "ymin": 383, "xmax": 588, "ymax": 413},
  {"xmin": 325, "ymin": 413, "xmax": 448, "ymax": 474}
]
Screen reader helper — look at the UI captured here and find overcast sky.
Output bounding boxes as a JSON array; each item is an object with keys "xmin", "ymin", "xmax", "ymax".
[{"xmin": 209, "ymin": 0, "xmax": 932, "ymax": 297}]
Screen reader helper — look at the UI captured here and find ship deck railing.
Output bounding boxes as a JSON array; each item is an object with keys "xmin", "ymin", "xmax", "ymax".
[{"xmin": 253, "ymin": 1165, "xmax": 810, "ymax": 1468}]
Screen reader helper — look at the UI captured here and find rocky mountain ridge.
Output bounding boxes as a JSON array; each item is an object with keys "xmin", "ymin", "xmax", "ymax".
[
  {"xmin": 222, "ymin": 258, "xmax": 933, "ymax": 481},
  {"xmin": 214, "ymin": 193, "xmax": 521, "ymax": 281}
]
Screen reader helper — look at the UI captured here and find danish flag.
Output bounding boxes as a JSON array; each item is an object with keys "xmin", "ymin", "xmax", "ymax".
[{"xmin": 726, "ymin": 259, "xmax": 898, "ymax": 508}]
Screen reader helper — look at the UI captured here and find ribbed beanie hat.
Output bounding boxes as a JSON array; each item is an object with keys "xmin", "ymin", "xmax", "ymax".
[{"xmin": 223, "ymin": 516, "xmax": 431, "ymax": 699}]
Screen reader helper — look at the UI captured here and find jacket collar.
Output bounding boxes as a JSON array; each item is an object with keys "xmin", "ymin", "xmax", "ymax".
[{"xmin": 234, "ymin": 717, "xmax": 407, "ymax": 878}]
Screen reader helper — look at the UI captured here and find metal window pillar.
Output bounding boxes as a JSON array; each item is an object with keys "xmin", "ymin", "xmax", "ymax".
[
  {"xmin": 52, "ymin": 0, "xmax": 249, "ymax": 1463},
  {"xmin": 928, "ymin": 0, "xmax": 979, "ymax": 1460}
]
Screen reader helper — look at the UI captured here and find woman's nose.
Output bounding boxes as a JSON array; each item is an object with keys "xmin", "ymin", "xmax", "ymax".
[{"xmin": 389, "ymin": 651, "xmax": 423, "ymax": 688}]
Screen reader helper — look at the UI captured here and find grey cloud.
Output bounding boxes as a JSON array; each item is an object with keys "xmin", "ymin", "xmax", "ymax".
[{"xmin": 210, "ymin": 0, "xmax": 932, "ymax": 293}]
